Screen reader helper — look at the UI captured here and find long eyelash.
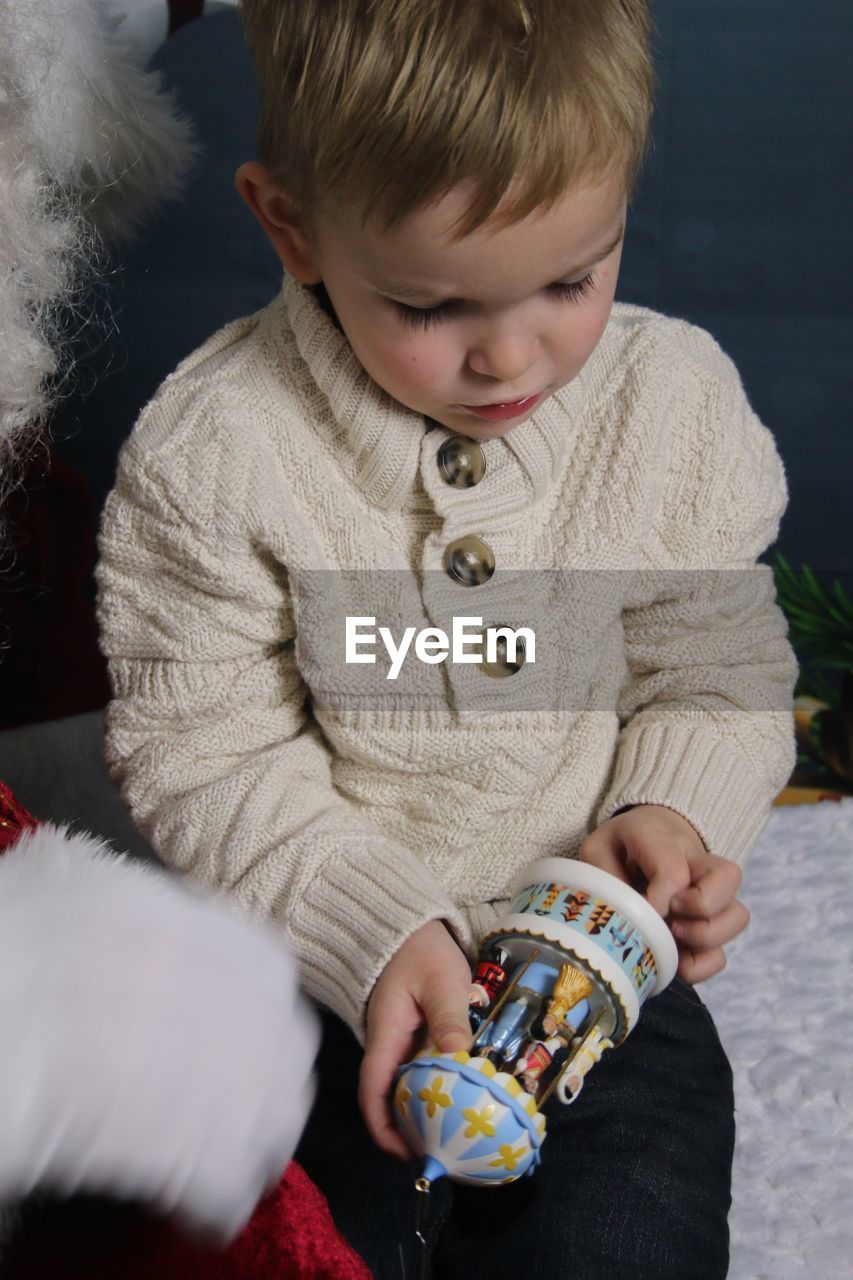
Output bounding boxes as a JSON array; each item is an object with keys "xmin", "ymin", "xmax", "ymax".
[
  {"xmin": 393, "ymin": 272, "xmax": 597, "ymax": 330},
  {"xmin": 394, "ymin": 301, "xmax": 455, "ymax": 330},
  {"xmin": 549, "ymin": 273, "xmax": 597, "ymax": 304}
]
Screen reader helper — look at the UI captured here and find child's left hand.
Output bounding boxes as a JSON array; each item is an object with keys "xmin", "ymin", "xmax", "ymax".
[{"xmin": 579, "ymin": 804, "xmax": 749, "ymax": 983}]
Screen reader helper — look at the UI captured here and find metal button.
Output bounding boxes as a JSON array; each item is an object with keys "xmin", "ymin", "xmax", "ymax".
[
  {"xmin": 478, "ymin": 626, "xmax": 526, "ymax": 678},
  {"xmin": 437, "ymin": 435, "xmax": 486, "ymax": 488},
  {"xmin": 443, "ymin": 535, "xmax": 496, "ymax": 586}
]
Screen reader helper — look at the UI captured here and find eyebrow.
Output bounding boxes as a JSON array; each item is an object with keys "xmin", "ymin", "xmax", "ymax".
[{"xmin": 376, "ymin": 221, "xmax": 626, "ymax": 306}]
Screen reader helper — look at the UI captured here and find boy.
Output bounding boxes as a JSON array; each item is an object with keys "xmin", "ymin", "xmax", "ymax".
[{"xmin": 96, "ymin": 1, "xmax": 796, "ymax": 1274}]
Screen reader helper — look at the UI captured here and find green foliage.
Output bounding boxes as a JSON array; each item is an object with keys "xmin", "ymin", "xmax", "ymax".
[{"xmin": 773, "ymin": 554, "xmax": 853, "ymax": 672}]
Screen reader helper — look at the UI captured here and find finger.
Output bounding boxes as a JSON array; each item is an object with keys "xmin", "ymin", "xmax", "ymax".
[
  {"xmin": 672, "ymin": 898, "xmax": 750, "ymax": 951},
  {"xmin": 625, "ymin": 840, "xmax": 692, "ymax": 918},
  {"xmin": 359, "ymin": 985, "xmax": 423, "ymax": 1159},
  {"xmin": 676, "ymin": 944, "xmax": 727, "ymax": 984},
  {"xmin": 578, "ymin": 828, "xmax": 631, "ymax": 883},
  {"xmin": 671, "ymin": 857, "xmax": 743, "ymax": 919},
  {"xmin": 420, "ymin": 977, "xmax": 473, "ymax": 1055},
  {"xmin": 358, "ymin": 1047, "xmax": 415, "ymax": 1160}
]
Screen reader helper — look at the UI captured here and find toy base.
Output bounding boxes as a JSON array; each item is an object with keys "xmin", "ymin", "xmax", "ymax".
[{"xmin": 394, "ymin": 1051, "xmax": 546, "ymax": 1187}]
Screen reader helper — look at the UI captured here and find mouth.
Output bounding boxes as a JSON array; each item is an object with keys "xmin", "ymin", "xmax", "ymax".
[{"xmin": 461, "ymin": 393, "xmax": 542, "ymax": 422}]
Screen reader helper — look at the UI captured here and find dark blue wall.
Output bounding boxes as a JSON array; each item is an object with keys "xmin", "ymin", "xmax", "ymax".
[{"xmin": 620, "ymin": 0, "xmax": 852, "ymax": 577}]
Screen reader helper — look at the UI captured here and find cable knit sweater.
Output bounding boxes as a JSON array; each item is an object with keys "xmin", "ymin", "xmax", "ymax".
[{"xmin": 96, "ymin": 275, "xmax": 796, "ymax": 1036}]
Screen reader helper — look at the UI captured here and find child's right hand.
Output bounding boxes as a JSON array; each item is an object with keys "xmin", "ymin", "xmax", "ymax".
[{"xmin": 358, "ymin": 920, "xmax": 472, "ymax": 1159}]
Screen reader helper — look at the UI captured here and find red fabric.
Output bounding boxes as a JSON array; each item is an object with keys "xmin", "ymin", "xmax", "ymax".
[
  {"xmin": 0, "ymin": 783, "xmax": 372, "ymax": 1279},
  {"xmin": 5, "ymin": 1166, "xmax": 373, "ymax": 1280},
  {"xmin": 138, "ymin": 1163, "xmax": 373, "ymax": 1280},
  {"xmin": 0, "ymin": 781, "xmax": 38, "ymax": 851}
]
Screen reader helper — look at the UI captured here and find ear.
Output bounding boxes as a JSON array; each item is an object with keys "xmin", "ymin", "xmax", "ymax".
[{"xmin": 235, "ymin": 161, "xmax": 322, "ymax": 284}]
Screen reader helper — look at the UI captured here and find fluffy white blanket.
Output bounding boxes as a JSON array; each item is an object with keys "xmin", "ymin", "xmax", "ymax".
[{"xmin": 702, "ymin": 798, "xmax": 853, "ymax": 1278}]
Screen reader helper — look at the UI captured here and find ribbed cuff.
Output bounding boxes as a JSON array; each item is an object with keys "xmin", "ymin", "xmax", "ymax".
[
  {"xmin": 286, "ymin": 840, "xmax": 472, "ymax": 1043},
  {"xmin": 597, "ymin": 722, "xmax": 771, "ymax": 866}
]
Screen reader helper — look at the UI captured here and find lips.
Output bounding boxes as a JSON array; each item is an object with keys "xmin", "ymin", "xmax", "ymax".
[{"xmin": 462, "ymin": 393, "xmax": 542, "ymax": 421}]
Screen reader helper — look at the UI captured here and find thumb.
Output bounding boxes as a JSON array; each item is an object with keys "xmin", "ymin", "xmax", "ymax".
[{"xmin": 420, "ymin": 979, "xmax": 472, "ymax": 1054}]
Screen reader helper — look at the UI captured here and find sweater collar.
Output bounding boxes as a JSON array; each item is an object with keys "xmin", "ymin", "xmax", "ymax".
[{"xmin": 277, "ymin": 274, "xmax": 595, "ymax": 513}]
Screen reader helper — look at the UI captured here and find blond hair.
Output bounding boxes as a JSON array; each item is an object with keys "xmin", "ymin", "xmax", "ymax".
[{"xmin": 240, "ymin": 0, "xmax": 655, "ymax": 236}]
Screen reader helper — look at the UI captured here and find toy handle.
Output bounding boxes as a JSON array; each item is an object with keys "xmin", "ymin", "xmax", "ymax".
[{"xmin": 556, "ymin": 1073, "xmax": 583, "ymax": 1105}]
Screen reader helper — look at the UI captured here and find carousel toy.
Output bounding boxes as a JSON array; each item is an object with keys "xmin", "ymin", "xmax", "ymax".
[{"xmin": 393, "ymin": 857, "xmax": 678, "ymax": 1190}]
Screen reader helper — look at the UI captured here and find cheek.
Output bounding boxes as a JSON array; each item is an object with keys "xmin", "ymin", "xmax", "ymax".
[
  {"xmin": 377, "ymin": 330, "xmax": 450, "ymax": 395},
  {"xmin": 588, "ymin": 262, "xmax": 621, "ymax": 338},
  {"xmin": 553, "ymin": 309, "xmax": 607, "ymax": 370},
  {"xmin": 564, "ymin": 284, "xmax": 617, "ymax": 362},
  {"xmin": 586, "ymin": 298, "xmax": 614, "ymax": 347}
]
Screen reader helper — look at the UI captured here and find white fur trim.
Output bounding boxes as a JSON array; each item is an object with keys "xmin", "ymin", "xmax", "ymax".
[
  {"xmin": 0, "ymin": 820, "xmax": 318, "ymax": 1237},
  {"xmin": 0, "ymin": 0, "xmax": 194, "ymax": 498}
]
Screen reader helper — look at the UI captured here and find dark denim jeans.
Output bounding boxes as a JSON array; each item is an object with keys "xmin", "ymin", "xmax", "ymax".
[{"xmin": 296, "ymin": 979, "xmax": 734, "ymax": 1280}]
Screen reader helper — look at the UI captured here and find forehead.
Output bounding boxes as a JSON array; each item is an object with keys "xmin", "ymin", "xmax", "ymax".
[{"xmin": 315, "ymin": 173, "xmax": 627, "ymax": 298}]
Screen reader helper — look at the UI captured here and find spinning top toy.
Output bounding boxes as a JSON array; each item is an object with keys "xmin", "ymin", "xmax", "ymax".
[{"xmin": 393, "ymin": 858, "xmax": 678, "ymax": 1189}]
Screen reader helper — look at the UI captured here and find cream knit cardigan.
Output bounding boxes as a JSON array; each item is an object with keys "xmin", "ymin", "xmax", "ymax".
[{"xmin": 97, "ymin": 276, "xmax": 797, "ymax": 1035}]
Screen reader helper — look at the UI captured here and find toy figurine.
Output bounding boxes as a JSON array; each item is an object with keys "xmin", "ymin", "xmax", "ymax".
[
  {"xmin": 554, "ymin": 1025, "xmax": 614, "ymax": 1104},
  {"xmin": 473, "ymin": 958, "xmax": 565, "ymax": 1068},
  {"xmin": 467, "ymin": 944, "xmax": 511, "ymax": 1032},
  {"xmin": 513, "ymin": 1025, "xmax": 570, "ymax": 1096},
  {"xmin": 393, "ymin": 857, "xmax": 678, "ymax": 1188},
  {"xmin": 512, "ymin": 964, "xmax": 594, "ymax": 1097}
]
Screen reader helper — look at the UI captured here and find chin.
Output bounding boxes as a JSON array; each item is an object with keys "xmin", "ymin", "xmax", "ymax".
[{"xmin": 445, "ymin": 410, "xmax": 538, "ymax": 440}]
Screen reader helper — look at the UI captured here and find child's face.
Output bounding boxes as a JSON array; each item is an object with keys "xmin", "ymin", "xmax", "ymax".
[{"xmin": 307, "ymin": 173, "xmax": 626, "ymax": 439}]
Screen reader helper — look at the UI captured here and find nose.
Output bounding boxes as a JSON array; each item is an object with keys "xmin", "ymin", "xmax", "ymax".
[{"xmin": 466, "ymin": 323, "xmax": 539, "ymax": 384}]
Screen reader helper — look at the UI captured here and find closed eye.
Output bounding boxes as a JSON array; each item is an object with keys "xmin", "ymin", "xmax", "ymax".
[
  {"xmin": 392, "ymin": 272, "xmax": 598, "ymax": 330},
  {"xmin": 391, "ymin": 298, "xmax": 460, "ymax": 330},
  {"xmin": 548, "ymin": 273, "xmax": 597, "ymax": 305}
]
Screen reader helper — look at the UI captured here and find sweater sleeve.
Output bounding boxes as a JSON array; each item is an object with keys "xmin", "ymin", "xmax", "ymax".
[
  {"xmin": 596, "ymin": 328, "xmax": 798, "ymax": 865},
  {"xmin": 96, "ymin": 440, "xmax": 471, "ymax": 1041}
]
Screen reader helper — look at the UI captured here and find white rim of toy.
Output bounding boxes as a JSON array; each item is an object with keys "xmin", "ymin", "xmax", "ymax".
[{"xmin": 508, "ymin": 857, "xmax": 678, "ymax": 994}]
